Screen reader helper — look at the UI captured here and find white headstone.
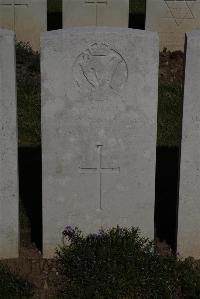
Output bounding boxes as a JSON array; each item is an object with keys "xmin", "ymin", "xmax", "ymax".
[
  {"xmin": 41, "ymin": 27, "xmax": 159, "ymax": 258},
  {"xmin": 178, "ymin": 30, "xmax": 200, "ymax": 258},
  {"xmin": 146, "ymin": 0, "xmax": 200, "ymax": 51},
  {"xmin": 0, "ymin": 29, "xmax": 18, "ymax": 259},
  {"xmin": 63, "ymin": 0, "xmax": 129, "ymax": 28},
  {"xmin": 0, "ymin": 0, "xmax": 47, "ymax": 51}
]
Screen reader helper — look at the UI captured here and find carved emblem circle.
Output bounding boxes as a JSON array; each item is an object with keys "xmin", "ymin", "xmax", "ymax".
[{"xmin": 73, "ymin": 43, "xmax": 128, "ymax": 100}]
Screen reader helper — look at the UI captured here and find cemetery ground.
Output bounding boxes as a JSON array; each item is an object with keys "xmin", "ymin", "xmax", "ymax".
[{"xmin": 0, "ymin": 44, "xmax": 197, "ymax": 299}]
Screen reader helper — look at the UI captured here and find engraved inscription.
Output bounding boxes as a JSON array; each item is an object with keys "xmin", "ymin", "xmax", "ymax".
[
  {"xmin": 73, "ymin": 43, "xmax": 128, "ymax": 100},
  {"xmin": 79, "ymin": 145, "xmax": 120, "ymax": 210}
]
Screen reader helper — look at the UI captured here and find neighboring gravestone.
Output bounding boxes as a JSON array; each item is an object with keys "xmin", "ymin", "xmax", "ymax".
[
  {"xmin": 41, "ymin": 27, "xmax": 159, "ymax": 258},
  {"xmin": 0, "ymin": 29, "xmax": 18, "ymax": 258},
  {"xmin": 0, "ymin": 0, "xmax": 47, "ymax": 50},
  {"xmin": 63, "ymin": 0, "xmax": 129, "ymax": 28},
  {"xmin": 178, "ymin": 30, "xmax": 200, "ymax": 258},
  {"xmin": 146, "ymin": 0, "xmax": 200, "ymax": 51}
]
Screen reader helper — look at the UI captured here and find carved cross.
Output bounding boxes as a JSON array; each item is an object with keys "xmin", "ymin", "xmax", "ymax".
[{"xmin": 79, "ymin": 145, "xmax": 120, "ymax": 210}]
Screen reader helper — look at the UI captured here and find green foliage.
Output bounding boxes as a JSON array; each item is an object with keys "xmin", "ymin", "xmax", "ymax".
[
  {"xmin": 129, "ymin": 0, "xmax": 146, "ymax": 15},
  {"xmin": 16, "ymin": 41, "xmax": 40, "ymax": 69},
  {"xmin": 157, "ymin": 83, "xmax": 183, "ymax": 147},
  {"xmin": 48, "ymin": 0, "xmax": 62, "ymax": 13},
  {"xmin": 56, "ymin": 226, "xmax": 200, "ymax": 299},
  {"xmin": 0, "ymin": 263, "xmax": 33, "ymax": 298},
  {"xmin": 16, "ymin": 42, "xmax": 41, "ymax": 148}
]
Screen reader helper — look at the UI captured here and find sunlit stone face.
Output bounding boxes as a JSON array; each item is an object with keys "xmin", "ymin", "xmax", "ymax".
[
  {"xmin": 146, "ymin": 0, "xmax": 200, "ymax": 50},
  {"xmin": 41, "ymin": 28, "xmax": 159, "ymax": 258}
]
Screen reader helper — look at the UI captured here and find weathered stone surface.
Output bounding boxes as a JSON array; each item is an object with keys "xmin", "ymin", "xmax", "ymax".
[
  {"xmin": 178, "ymin": 30, "xmax": 200, "ymax": 258},
  {"xmin": 63, "ymin": 0, "xmax": 129, "ymax": 27},
  {"xmin": 41, "ymin": 27, "xmax": 159, "ymax": 258},
  {"xmin": 146, "ymin": 0, "xmax": 200, "ymax": 51},
  {"xmin": 0, "ymin": 0, "xmax": 47, "ymax": 50},
  {"xmin": 0, "ymin": 29, "xmax": 18, "ymax": 259}
]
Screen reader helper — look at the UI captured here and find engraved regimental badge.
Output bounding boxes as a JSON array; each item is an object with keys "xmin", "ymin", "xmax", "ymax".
[{"xmin": 73, "ymin": 43, "xmax": 128, "ymax": 100}]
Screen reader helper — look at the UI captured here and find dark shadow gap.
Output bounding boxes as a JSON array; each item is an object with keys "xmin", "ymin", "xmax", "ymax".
[
  {"xmin": 19, "ymin": 147, "xmax": 42, "ymax": 252},
  {"xmin": 129, "ymin": 13, "xmax": 145, "ymax": 30},
  {"xmin": 129, "ymin": 0, "xmax": 146, "ymax": 29},
  {"xmin": 155, "ymin": 146, "xmax": 180, "ymax": 253},
  {"xmin": 47, "ymin": 12, "xmax": 62, "ymax": 31},
  {"xmin": 47, "ymin": 0, "xmax": 62, "ymax": 31}
]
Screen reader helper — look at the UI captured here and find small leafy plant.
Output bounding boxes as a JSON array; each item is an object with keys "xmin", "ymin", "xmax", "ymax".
[
  {"xmin": 56, "ymin": 226, "xmax": 200, "ymax": 299},
  {"xmin": 16, "ymin": 41, "xmax": 41, "ymax": 147},
  {"xmin": 0, "ymin": 262, "xmax": 33, "ymax": 298},
  {"xmin": 129, "ymin": 0, "xmax": 146, "ymax": 15}
]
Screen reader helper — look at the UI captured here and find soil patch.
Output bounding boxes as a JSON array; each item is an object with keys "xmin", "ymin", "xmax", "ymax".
[
  {"xmin": 159, "ymin": 50, "xmax": 184, "ymax": 84},
  {"xmin": 2, "ymin": 231, "xmax": 60, "ymax": 298}
]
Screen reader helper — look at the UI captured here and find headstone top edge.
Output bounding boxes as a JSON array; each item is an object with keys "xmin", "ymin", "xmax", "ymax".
[
  {"xmin": 40, "ymin": 27, "xmax": 159, "ymax": 42},
  {"xmin": 186, "ymin": 30, "xmax": 200, "ymax": 39},
  {"xmin": 0, "ymin": 29, "xmax": 15, "ymax": 37}
]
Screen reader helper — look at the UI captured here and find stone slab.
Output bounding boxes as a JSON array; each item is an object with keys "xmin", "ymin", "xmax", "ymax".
[
  {"xmin": 146, "ymin": 0, "xmax": 200, "ymax": 51},
  {"xmin": 0, "ymin": 29, "xmax": 18, "ymax": 259},
  {"xmin": 41, "ymin": 27, "xmax": 159, "ymax": 258},
  {"xmin": 63, "ymin": 0, "xmax": 129, "ymax": 28},
  {"xmin": 0, "ymin": 0, "xmax": 47, "ymax": 51},
  {"xmin": 178, "ymin": 30, "xmax": 200, "ymax": 258}
]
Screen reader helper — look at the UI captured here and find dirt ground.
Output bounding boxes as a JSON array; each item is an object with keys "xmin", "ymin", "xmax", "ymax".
[
  {"xmin": 1, "ymin": 49, "xmax": 185, "ymax": 299},
  {"xmin": 2, "ymin": 228, "xmax": 60, "ymax": 299},
  {"xmin": 159, "ymin": 50, "xmax": 184, "ymax": 84}
]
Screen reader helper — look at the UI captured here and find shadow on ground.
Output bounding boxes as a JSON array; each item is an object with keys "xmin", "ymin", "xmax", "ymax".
[
  {"xmin": 129, "ymin": 13, "xmax": 145, "ymax": 30},
  {"xmin": 155, "ymin": 146, "xmax": 180, "ymax": 253},
  {"xmin": 47, "ymin": 12, "xmax": 62, "ymax": 31},
  {"xmin": 19, "ymin": 147, "xmax": 42, "ymax": 252}
]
